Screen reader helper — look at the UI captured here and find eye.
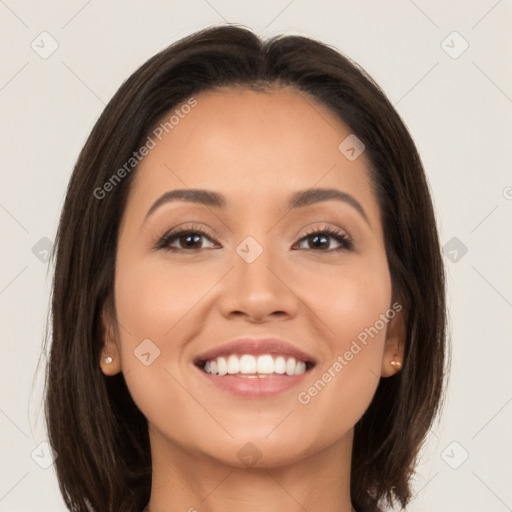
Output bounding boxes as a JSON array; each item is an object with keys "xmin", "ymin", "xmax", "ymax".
[
  {"xmin": 154, "ymin": 224, "xmax": 219, "ymax": 252},
  {"xmin": 154, "ymin": 224, "xmax": 354, "ymax": 253},
  {"xmin": 294, "ymin": 226, "xmax": 353, "ymax": 252}
]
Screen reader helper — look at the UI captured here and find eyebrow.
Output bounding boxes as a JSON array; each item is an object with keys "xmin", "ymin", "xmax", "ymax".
[{"xmin": 145, "ymin": 187, "xmax": 370, "ymax": 225}]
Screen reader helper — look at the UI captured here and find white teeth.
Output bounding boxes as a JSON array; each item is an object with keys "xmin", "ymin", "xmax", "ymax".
[
  {"xmin": 256, "ymin": 355, "xmax": 274, "ymax": 374},
  {"xmin": 294, "ymin": 361, "xmax": 306, "ymax": 375},
  {"xmin": 274, "ymin": 356, "xmax": 286, "ymax": 374},
  {"xmin": 217, "ymin": 356, "xmax": 228, "ymax": 376},
  {"xmin": 285, "ymin": 357, "xmax": 296, "ymax": 376},
  {"xmin": 227, "ymin": 355, "xmax": 240, "ymax": 374},
  {"xmin": 240, "ymin": 354, "xmax": 257, "ymax": 374},
  {"xmin": 202, "ymin": 353, "xmax": 309, "ymax": 376}
]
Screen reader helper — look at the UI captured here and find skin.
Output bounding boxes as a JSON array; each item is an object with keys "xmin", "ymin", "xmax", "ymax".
[{"xmin": 100, "ymin": 87, "xmax": 405, "ymax": 512}]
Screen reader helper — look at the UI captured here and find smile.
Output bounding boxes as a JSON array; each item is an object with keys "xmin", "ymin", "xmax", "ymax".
[
  {"xmin": 199, "ymin": 353, "xmax": 314, "ymax": 377},
  {"xmin": 193, "ymin": 337, "xmax": 316, "ymax": 397}
]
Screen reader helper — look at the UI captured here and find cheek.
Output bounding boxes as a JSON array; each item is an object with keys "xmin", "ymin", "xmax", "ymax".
[
  {"xmin": 296, "ymin": 253, "xmax": 392, "ymax": 351},
  {"xmin": 112, "ymin": 257, "xmax": 214, "ymax": 442},
  {"xmin": 112, "ymin": 256, "xmax": 223, "ymax": 415},
  {"xmin": 292, "ymin": 256, "xmax": 392, "ymax": 416},
  {"xmin": 114, "ymin": 256, "xmax": 220, "ymax": 342}
]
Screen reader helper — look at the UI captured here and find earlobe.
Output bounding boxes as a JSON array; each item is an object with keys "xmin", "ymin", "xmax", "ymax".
[
  {"xmin": 381, "ymin": 306, "xmax": 406, "ymax": 378},
  {"xmin": 99, "ymin": 307, "xmax": 122, "ymax": 376},
  {"xmin": 389, "ymin": 360, "xmax": 402, "ymax": 371},
  {"xmin": 100, "ymin": 353, "xmax": 119, "ymax": 376}
]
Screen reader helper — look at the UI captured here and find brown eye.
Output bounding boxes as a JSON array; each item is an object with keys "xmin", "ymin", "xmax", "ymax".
[
  {"xmin": 155, "ymin": 227, "xmax": 219, "ymax": 252},
  {"xmin": 295, "ymin": 229, "xmax": 353, "ymax": 252}
]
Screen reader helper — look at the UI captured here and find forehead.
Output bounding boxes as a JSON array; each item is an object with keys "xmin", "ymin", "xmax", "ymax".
[{"xmin": 127, "ymin": 87, "xmax": 380, "ymax": 227}]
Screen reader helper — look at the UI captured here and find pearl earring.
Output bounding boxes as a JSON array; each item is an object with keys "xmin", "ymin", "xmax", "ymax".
[
  {"xmin": 103, "ymin": 356, "xmax": 113, "ymax": 364},
  {"xmin": 390, "ymin": 360, "xmax": 402, "ymax": 371}
]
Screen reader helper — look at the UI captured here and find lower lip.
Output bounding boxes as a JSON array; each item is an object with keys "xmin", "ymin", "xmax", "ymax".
[{"xmin": 196, "ymin": 366, "xmax": 311, "ymax": 397}]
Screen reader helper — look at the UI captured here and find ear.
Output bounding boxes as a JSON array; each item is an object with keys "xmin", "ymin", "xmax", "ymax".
[
  {"xmin": 381, "ymin": 305, "xmax": 406, "ymax": 378},
  {"xmin": 99, "ymin": 303, "xmax": 122, "ymax": 376}
]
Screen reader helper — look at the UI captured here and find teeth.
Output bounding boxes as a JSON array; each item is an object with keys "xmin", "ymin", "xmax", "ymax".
[
  {"xmin": 217, "ymin": 356, "xmax": 228, "ymax": 376},
  {"xmin": 274, "ymin": 356, "xmax": 286, "ymax": 374},
  {"xmin": 227, "ymin": 355, "xmax": 240, "ymax": 374},
  {"xmin": 202, "ymin": 354, "xmax": 309, "ymax": 376},
  {"xmin": 257, "ymin": 355, "xmax": 274, "ymax": 374},
  {"xmin": 285, "ymin": 357, "xmax": 296, "ymax": 376},
  {"xmin": 294, "ymin": 361, "xmax": 306, "ymax": 375},
  {"xmin": 240, "ymin": 354, "xmax": 257, "ymax": 374}
]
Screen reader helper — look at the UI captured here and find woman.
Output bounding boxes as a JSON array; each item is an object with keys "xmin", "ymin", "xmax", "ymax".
[{"xmin": 45, "ymin": 25, "xmax": 448, "ymax": 512}]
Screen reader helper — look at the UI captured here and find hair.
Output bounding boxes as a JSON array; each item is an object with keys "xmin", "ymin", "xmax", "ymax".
[{"xmin": 44, "ymin": 24, "xmax": 448, "ymax": 512}]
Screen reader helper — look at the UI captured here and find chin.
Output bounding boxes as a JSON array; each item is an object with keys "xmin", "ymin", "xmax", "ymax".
[{"xmin": 196, "ymin": 426, "xmax": 340, "ymax": 470}]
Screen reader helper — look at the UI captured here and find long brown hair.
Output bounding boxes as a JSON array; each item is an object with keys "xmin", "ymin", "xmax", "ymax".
[{"xmin": 44, "ymin": 25, "xmax": 448, "ymax": 511}]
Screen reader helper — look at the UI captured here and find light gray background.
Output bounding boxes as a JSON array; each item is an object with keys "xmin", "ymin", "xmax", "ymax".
[{"xmin": 1, "ymin": 1, "xmax": 511, "ymax": 511}]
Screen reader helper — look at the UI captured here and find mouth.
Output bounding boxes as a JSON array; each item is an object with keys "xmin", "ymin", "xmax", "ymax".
[
  {"xmin": 196, "ymin": 354, "xmax": 315, "ymax": 377},
  {"xmin": 193, "ymin": 338, "xmax": 316, "ymax": 397}
]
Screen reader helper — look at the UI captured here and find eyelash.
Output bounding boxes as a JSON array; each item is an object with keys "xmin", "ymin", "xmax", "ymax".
[{"xmin": 154, "ymin": 223, "xmax": 354, "ymax": 254}]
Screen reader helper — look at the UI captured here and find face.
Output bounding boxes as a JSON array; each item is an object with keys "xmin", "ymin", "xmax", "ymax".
[{"xmin": 101, "ymin": 87, "xmax": 404, "ymax": 468}]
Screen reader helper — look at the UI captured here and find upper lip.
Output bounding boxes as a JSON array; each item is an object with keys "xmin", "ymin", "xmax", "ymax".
[{"xmin": 194, "ymin": 337, "xmax": 317, "ymax": 365}]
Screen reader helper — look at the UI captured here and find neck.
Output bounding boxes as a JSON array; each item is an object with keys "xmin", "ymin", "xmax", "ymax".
[{"xmin": 143, "ymin": 427, "xmax": 355, "ymax": 512}]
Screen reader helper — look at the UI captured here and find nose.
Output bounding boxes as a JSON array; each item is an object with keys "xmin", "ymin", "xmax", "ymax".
[{"xmin": 217, "ymin": 242, "xmax": 299, "ymax": 323}]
